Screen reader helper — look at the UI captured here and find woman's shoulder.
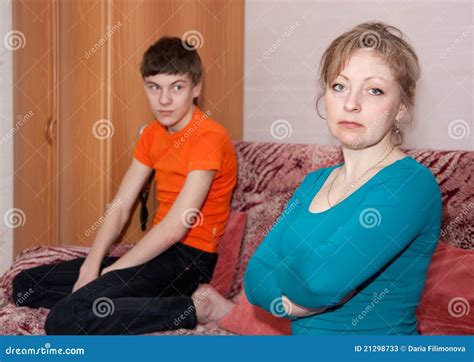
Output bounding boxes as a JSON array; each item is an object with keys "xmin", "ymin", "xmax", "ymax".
[{"xmin": 374, "ymin": 155, "xmax": 441, "ymax": 201}]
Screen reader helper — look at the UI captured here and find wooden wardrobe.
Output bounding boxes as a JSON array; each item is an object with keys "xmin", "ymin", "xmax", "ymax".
[{"xmin": 12, "ymin": 0, "xmax": 244, "ymax": 257}]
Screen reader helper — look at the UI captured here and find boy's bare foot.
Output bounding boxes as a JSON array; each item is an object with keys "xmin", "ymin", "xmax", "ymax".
[{"xmin": 191, "ymin": 283, "xmax": 235, "ymax": 325}]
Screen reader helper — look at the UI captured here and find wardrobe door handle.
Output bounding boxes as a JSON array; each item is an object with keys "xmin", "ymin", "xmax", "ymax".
[{"xmin": 45, "ymin": 118, "xmax": 57, "ymax": 144}]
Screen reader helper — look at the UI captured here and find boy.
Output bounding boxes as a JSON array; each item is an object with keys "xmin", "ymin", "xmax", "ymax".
[{"xmin": 12, "ymin": 37, "xmax": 237, "ymax": 335}]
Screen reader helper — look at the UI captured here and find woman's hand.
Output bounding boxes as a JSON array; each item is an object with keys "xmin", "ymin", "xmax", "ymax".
[
  {"xmin": 281, "ymin": 289, "xmax": 357, "ymax": 318},
  {"xmin": 281, "ymin": 294, "xmax": 328, "ymax": 317}
]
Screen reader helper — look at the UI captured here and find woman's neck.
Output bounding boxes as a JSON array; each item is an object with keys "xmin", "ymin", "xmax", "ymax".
[{"xmin": 339, "ymin": 134, "xmax": 395, "ymax": 181}]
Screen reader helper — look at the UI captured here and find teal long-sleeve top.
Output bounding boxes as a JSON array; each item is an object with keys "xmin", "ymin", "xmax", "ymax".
[{"xmin": 244, "ymin": 156, "xmax": 442, "ymax": 335}]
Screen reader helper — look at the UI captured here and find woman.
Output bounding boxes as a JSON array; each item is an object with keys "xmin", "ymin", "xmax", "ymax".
[{"xmin": 192, "ymin": 21, "xmax": 442, "ymax": 335}]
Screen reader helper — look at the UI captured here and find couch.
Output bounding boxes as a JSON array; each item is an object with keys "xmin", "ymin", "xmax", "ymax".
[{"xmin": 0, "ymin": 141, "xmax": 472, "ymax": 335}]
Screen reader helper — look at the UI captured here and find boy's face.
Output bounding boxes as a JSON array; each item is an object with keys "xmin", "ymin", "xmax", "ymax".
[{"xmin": 143, "ymin": 73, "xmax": 201, "ymax": 133}]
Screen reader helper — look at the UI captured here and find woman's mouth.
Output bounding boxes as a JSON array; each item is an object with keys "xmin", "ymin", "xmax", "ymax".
[{"xmin": 339, "ymin": 120, "xmax": 364, "ymax": 129}]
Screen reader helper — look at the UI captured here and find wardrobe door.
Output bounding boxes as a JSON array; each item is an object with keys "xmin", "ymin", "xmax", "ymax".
[
  {"xmin": 57, "ymin": 0, "xmax": 113, "ymax": 247},
  {"xmin": 12, "ymin": 0, "xmax": 59, "ymax": 256}
]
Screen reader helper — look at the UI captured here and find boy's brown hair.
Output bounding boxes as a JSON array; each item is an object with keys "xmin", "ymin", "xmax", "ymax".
[{"xmin": 140, "ymin": 36, "xmax": 203, "ymax": 85}]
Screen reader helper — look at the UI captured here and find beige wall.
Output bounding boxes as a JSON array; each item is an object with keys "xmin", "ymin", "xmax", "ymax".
[
  {"xmin": 243, "ymin": 0, "xmax": 473, "ymax": 151},
  {"xmin": 0, "ymin": 0, "xmax": 13, "ymax": 274}
]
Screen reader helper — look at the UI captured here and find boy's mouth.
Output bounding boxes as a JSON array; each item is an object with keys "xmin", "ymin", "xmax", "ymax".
[{"xmin": 158, "ymin": 110, "xmax": 174, "ymax": 116}]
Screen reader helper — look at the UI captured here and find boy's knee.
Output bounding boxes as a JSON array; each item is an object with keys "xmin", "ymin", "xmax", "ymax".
[
  {"xmin": 12, "ymin": 271, "xmax": 31, "ymax": 301},
  {"xmin": 45, "ymin": 298, "xmax": 84, "ymax": 335}
]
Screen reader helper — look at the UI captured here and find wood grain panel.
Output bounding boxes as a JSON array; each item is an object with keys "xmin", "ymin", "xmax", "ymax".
[{"xmin": 13, "ymin": 0, "xmax": 58, "ymax": 256}]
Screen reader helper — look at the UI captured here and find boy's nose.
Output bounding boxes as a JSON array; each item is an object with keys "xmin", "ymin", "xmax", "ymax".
[{"xmin": 159, "ymin": 92, "xmax": 172, "ymax": 105}]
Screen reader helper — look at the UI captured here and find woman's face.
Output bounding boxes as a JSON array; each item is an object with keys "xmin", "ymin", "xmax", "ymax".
[{"xmin": 325, "ymin": 49, "xmax": 405, "ymax": 149}]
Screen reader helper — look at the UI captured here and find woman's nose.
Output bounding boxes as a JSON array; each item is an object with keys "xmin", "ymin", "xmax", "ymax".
[{"xmin": 343, "ymin": 91, "xmax": 361, "ymax": 112}]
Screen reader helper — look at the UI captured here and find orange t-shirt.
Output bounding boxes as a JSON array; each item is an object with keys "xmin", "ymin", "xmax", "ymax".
[{"xmin": 133, "ymin": 107, "xmax": 237, "ymax": 253}]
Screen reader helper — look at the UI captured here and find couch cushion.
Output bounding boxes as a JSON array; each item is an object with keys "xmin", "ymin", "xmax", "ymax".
[
  {"xmin": 417, "ymin": 241, "xmax": 474, "ymax": 335},
  {"xmin": 218, "ymin": 291, "xmax": 291, "ymax": 335},
  {"xmin": 210, "ymin": 211, "xmax": 247, "ymax": 297}
]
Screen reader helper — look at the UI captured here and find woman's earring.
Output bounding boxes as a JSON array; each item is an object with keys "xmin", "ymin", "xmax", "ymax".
[
  {"xmin": 394, "ymin": 119, "xmax": 401, "ymax": 134},
  {"xmin": 392, "ymin": 118, "xmax": 403, "ymax": 145}
]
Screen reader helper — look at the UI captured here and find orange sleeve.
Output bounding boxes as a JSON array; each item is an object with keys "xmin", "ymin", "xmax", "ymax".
[
  {"xmin": 133, "ymin": 123, "xmax": 155, "ymax": 168},
  {"xmin": 186, "ymin": 128, "xmax": 228, "ymax": 172}
]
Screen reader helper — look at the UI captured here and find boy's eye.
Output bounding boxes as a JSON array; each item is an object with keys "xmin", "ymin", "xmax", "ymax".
[
  {"xmin": 368, "ymin": 88, "xmax": 384, "ymax": 95},
  {"xmin": 173, "ymin": 85, "xmax": 182, "ymax": 91},
  {"xmin": 149, "ymin": 85, "xmax": 159, "ymax": 90},
  {"xmin": 332, "ymin": 83, "xmax": 345, "ymax": 92}
]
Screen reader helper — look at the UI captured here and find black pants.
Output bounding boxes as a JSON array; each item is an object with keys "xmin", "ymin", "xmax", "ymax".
[{"xmin": 11, "ymin": 242, "xmax": 218, "ymax": 335}]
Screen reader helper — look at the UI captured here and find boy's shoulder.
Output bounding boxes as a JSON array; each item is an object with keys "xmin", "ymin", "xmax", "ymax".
[{"xmin": 192, "ymin": 109, "xmax": 229, "ymax": 138}]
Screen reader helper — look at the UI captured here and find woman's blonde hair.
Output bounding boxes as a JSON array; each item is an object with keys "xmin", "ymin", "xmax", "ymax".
[{"xmin": 316, "ymin": 21, "xmax": 421, "ymax": 145}]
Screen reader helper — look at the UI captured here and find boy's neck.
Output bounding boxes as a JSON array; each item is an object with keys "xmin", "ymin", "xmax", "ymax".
[{"xmin": 166, "ymin": 105, "xmax": 196, "ymax": 134}]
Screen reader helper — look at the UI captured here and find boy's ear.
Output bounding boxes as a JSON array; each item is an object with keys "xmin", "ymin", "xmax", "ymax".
[{"xmin": 192, "ymin": 81, "xmax": 202, "ymax": 98}]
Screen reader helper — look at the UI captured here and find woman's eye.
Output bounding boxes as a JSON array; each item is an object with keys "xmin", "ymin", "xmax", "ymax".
[
  {"xmin": 368, "ymin": 88, "xmax": 384, "ymax": 95},
  {"xmin": 332, "ymin": 83, "xmax": 345, "ymax": 92}
]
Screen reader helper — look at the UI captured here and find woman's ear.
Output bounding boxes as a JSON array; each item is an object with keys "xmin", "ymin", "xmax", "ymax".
[{"xmin": 396, "ymin": 103, "xmax": 408, "ymax": 122}]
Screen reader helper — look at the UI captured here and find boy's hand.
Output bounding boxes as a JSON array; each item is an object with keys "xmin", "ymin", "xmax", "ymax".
[
  {"xmin": 100, "ymin": 266, "xmax": 113, "ymax": 276},
  {"xmin": 72, "ymin": 262, "xmax": 100, "ymax": 292}
]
